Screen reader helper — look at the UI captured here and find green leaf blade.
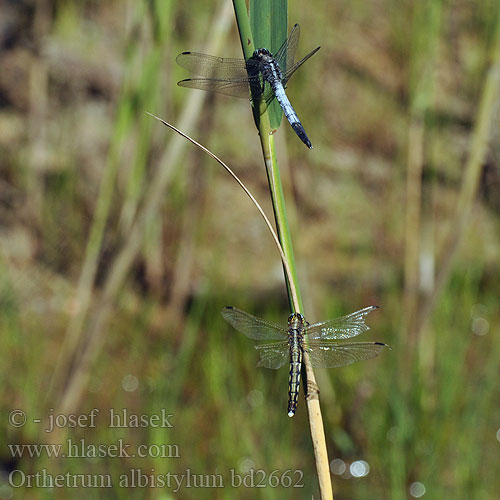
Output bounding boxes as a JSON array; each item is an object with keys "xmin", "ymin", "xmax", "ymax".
[{"xmin": 250, "ymin": 0, "xmax": 287, "ymax": 128}]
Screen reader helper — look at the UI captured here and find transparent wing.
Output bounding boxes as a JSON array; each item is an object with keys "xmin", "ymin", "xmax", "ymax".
[
  {"xmin": 306, "ymin": 306, "xmax": 379, "ymax": 340},
  {"xmin": 282, "ymin": 46, "xmax": 320, "ymax": 85},
  {"xmin": 274, "ymin": 23, "xmax": 300, "ymax": 74},
  {"xmin": 176, "ymin": 52, "xmax": 249, "ymax": 78},
  {"xmin": 177, "ymin": 78, "xmax": 252, "ymax": 98},
  {"xmin": 306, "ymin": 341, "xmax": 389, "ymax": 368},
  {"xmin": 272, "ymin": 24, "xmax": 320, "ymax": 85},
  {"xmin": 221, "ymin": 306, "xmax": 287, "ymax": 340},
  {"xmin": 176, "ymin": 52, "xmax": 265, "ymax": 99},
  {"xmin": 254, "ymin": 341, "xmax": 289, "ymax": 369}
]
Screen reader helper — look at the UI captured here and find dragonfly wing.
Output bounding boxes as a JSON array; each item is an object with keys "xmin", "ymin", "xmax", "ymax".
[
  {"xmin": 306, "ymin": 341, "xmax": 389, "ymax": 368},
  {"xmin": 222, "ymin": 306, "xmax": 287, "ymax": 340},
  {"xmin": 177, "ymin": 78, "xmax": 252, "ymax": 98},
  {"xmin": 255, "ymin": 341, "xmax": 289, "ymax": 369},
  {"xmin": 176, "ymin": 52, "xmax": 248, "ymax": 79},
  {"xmin": 282, "ymin": 46, "xmax": 320, "ymax": 85},
  {"xmin": 306, "ymin": 306, "xmax": 379, "ymax": 340},
  {"xmin": 274, "ymin": 24, "xmax": 300, "ymax": 74}
]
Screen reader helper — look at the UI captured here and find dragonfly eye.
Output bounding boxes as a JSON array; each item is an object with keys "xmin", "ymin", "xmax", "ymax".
[
  {"xmin": 253, "ymin": 48, "xmax": 271, "ymax": 59},
  {"xmin": 288, "ymin": 312, "xmax": 305, "ymax": 326}
]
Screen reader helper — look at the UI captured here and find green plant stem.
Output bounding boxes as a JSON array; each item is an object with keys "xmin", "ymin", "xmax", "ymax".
[
  {"xmin": 232, "ymin": 2, "xmax": 333, "ymax": 498},
  {"xmin": 258, "ymin": 96, "xmax": 333, "ymax": 500},
  {"xmin": 49, "ymin": 0, "xmax": 234, "ymax": 421},
  {"xmin": 415, "ymin": 4, "xmax": 500, "ymax": 337},
  {"xmin": 258, "ymin": 118, "xmax": 302, "ymax": 312},
  {"xmin": 402, "ymin": 0, "xmax": 442, "ymax": 391}
]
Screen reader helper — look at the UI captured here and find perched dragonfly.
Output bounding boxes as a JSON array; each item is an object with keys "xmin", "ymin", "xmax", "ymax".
[
  {"xmin": 176, "ymin": 24, "xmax": 320, "ymax": 149},
  {"xmin": 222, "ymin": 305, "xmax": 389, "ymax": 417}
]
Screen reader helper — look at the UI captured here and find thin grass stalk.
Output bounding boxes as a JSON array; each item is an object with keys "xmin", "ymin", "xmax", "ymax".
[
  {"xmin": 151, "ymin": 116, "xmax": 332, "ymax": 498},
  {"xmin": 258, "ymin": 88, "xmax": 333, "ymax": 500},
  {"xmin": 392, "ymin": 5, "xmax": 443, "ymax": 498},
  {"xmin": 148, "ymin": 115, "xmax": 294, "ymax": 289},
  {"xmin": 47, "ymin": 0, "xmax": 150, "ymax": 400},
  {"xmin": 49, "ymin": 0, "xmax": 172, "ymax": 400},
  {"xmin": 402, "ymin": 0, "xmax": 442, "ymax": 383},
  {"xmin": 119, "ymin": 0, "xmax": 174, "ymax": 233},
  {"xmin": 403, "ymin": 119, "xmax": 423, "ymax": 343},
  {"xmin": 49, "ymin": 0, "xmax": 234, "ymax": 423},
  {"xmin": 415, "ymin": 4, "xmax": 500, "ymax": 338},
  {"xmin": 120, "ymin": 1, "xmax": 175, "ymax": 289},
  {"xmin": 26, "ymin": 0, "xmax": 50, "ymax": 222},
  {"xmin": 232, "ymin": 2, "xmax": 333, "ymax": 498}
]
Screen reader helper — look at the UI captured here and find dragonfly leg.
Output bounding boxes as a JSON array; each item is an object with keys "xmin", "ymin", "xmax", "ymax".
[{"xmin": 305, "ymin": 380, "xmax": 320, "ymax": 401}]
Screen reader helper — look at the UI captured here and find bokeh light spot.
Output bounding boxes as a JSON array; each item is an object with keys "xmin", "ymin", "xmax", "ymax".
[
  {"xmin": 350, "ymin": 460, "xmax": 370, "ymax": 477},
  {"xmin": 410, "ymin": 481, "xmax": 426, "ymax": 497},
  {"xmin": 472, "ymin": 317, "xmax": 489, "ymax": 336},
  {"xmin": 122, "ymin": 374, "xmax": 139, "ymax": 392},
  {"xmin": 330, "ymin": 458, "xmax": 346, "ymax": 475},
  {"xmin": 237, "ymin": 457, "xmax": 255, "ymax": 474},
  {"xmin": 247, "ymin": 390, "xmax": 263, "ymax": 408}
]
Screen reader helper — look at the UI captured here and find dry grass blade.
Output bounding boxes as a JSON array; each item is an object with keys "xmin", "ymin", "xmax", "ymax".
[
  {"xmin": 147, "ymin": 112, "xmax": 300, "ymax": 311},
  {"xmin": 148, "ymin": 111, "xmax": 333, "ymax": 499}
]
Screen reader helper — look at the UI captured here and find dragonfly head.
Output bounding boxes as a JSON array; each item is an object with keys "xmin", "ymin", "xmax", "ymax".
[
  {"xmin": 252, "ymin": 48, "xmax": 273, "ymax": 61},
  {"xmin": 288, "ymin": 312, "xmax": 306, "ymax": 329}
]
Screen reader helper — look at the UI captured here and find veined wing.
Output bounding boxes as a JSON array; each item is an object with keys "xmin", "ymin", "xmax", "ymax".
[
  {"xmin": 177, "ymin": 77, "xmax": 253, "ymax": 98},
  {"xmin": 306, "ymin": 306, "xmax": 379, "ymax": 340},
  {"xmin": 274, "ymin": 23, "xmax": 300, "ymax": 74},
  {"xmin": 222, "ymin": 306, "xmax": 287, "ymax": 340},
  {"xmin": 176, "ymin": 52, "xmax": 253, "ymax": 98},
  {"xmin": 178, "ymin": 76, "xmax": 276, "ymax": 103},
  {"xmin": 306, "ymin": 341, "xmax": 389, "ymax": 368},
  {"xmin": 282, "ymin": 46, "xmax": 321, "ymax": 85},
  {"xmin": 176, "ymin": 52, "xmax": 249, "ymax": 78},
  {"xmin": 272, "ymin": 24, "xmax": 320, "ymax": 86},
  {"xmin": 254, "ymin": 341, "xmax": 289, "ymax": 369}
]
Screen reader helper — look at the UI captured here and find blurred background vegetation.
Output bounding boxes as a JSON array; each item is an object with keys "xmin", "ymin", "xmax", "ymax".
[{"xmin": 1, "ymin": 0, "xmax": 499, "ymax": 499}]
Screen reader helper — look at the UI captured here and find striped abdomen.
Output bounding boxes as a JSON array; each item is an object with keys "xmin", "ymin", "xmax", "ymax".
[
  {"xmin": 287, "ymin": 339, "xmax": 303, "ymax": 417},
  {"xmin": 287, "ymin": 313, "xmax": 306, "ymax": 417}
]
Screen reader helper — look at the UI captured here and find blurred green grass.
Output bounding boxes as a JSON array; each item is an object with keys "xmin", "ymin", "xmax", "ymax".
[{"xmin": 0, "ymin": 0, "xmax": 499, "ymax": 499}]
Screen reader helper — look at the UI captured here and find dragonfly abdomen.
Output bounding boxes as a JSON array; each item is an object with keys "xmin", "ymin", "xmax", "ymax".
[
  {"xmin": 287, "ymin": 314, "xmax": 306, "ymax": 417},
  {"xmin": 270, "ymin": 80, "xmax": 313, "ymax": 150},
  {"xmin": 258, "ymin": 58, "xmax": 313, "ymax": 150},
  {"xmin": 287, "ymin": 346, "xmax": 303, "ymax": 417}
]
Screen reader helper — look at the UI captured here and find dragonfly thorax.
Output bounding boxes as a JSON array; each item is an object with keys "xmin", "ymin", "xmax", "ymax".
[{"xmin": 250, "ymin": 48, "xmax": 283, "ymax": 85}]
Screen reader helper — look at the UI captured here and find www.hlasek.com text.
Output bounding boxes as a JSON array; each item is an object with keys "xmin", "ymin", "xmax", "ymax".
[{"xmin": 8, "ymin": 438, "xmax": 180, "ymax": 459}]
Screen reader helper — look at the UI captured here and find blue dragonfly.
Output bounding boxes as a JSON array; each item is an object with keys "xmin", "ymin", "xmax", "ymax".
[{"xmin": 176, "ymin": 24, "xmax": 320, "ymax": 149}]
